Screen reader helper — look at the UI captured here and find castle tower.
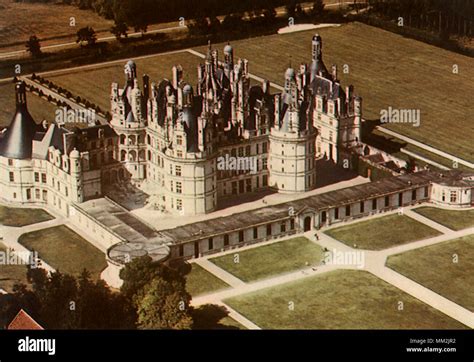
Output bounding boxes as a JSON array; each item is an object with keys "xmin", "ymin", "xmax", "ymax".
[
  {"xmin": 268, "ymin": 67, "xmax": 317, "ymax": 193},
  {"xmin": 110, "ymin": 60, "xmax": 147, "ymax": 181},
  {"xmin": 69, "ymin": 148, "xmax": 84, "ymax": 203}
]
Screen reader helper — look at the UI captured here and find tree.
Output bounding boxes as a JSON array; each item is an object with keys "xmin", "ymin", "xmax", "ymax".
[
  {"xmin": 135, "ymin": 278, "xmax": 193, "ymax": 329},
  {"xmin": 0, "ymin": 267, "xmax": 135, "ymax": 329},
  {"xmin": 111, "ymin": 21, "xmax": 129, "ymax": 40},
  {"xmin": 25, "ymin": 35, "xmax": 42, "ymax": 58},
  {"xmin": 311, "ymin": 0, "xmax": 325, "ymax": 18},
  {"xmin": 286, "ymin": 0, "xmax": 297, "ymax": 19},
  {"xmin": 76, "ymin": 26, "xmax": 97, "ymax": 47},
  {"xmin": 120, "ymin": 256, "xmax": 192, "ymax": 330}
]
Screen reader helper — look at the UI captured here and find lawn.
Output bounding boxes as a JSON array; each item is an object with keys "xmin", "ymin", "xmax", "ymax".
[
  {"xmin": 325, "ymin": 214, "xmax": 442, "ymax": 250},
  {"xmin": 18, "ymin": 225, "xmax": 107, "ymax": 278},
  {"xmin": 0, "ymin": 0, "xmax": 114, "ymax": 52},
  {"xmin": 387, "ymin": 234, "xmax": 474, "ymax": 312},
  {"xmin": 0, "ymin": 242, "xmax": 29, "ymax": 293},
  {"xmin": 0, "ymin": 205, "xmax": 53, "ymax": 227},
  {"xmin": 224, "ymin": 270, "xmax": 466, "ymax": 329},
  {"xmin": 193, "ymin": 22, "xmax": 474, "ymax": 163},
  {"xmin": 413, "ymin": 207, "xmax": 474, "ymax": 231},
  {"xmin": 0, "ymin": 83, "xmax": 58, "ymax": 128},
  {"xmin": 210, "ymin": 237, "xmax": 324, "ymax": 282},
  {"xmin": 185, "ymin": 263, "xmax": 229, "ymax": 297},
  {"xmin": 47, "ymin": 51, "xmax": 201, "ymax": 112}
]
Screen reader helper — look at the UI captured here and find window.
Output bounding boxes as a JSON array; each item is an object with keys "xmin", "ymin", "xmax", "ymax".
[
  {"xmin": 424, "ymin": 186, "xmax": 429, "ymax": 198},
  {"xmin": 360, "ymin": 201, "xmax": 364, "ymax": 213},
  {"xmin": 208, "ymin": 238, "xmax": 213, "ymax": 250},
  {"xmin": 238, "ymin": 147, "xmax": 244, "ymax": 157},
  {"xmin": 42, "ymin": 190, "xmax": 47, "ymax": 201},
  {"xmin": 253, "ymin": 227, "xmax": 258, "ymax": 239},
  {"xmin": 176, "ymin": 199, "xmax": 182, "ymax": 210},
  {"xmin": 399, "ymin": 193, "xmax": 403, "ymax": 206},
  {"xmin": 35, "ymin": 189, "xmax": 40, "ymax": 199},
  {"xmin": 34, "ymin": 172, "xmax": 39, "ymax": 182},
  {"xmin": 231, "ymin": 182, "xmax": 237, "ymax": 195},
  {"xmin": 290, "ymin": 218, "xmax": 295, "ymax": 230},
  {"xmin": 262, "ymin": 142, "xmax": 267, "ymax": 153},
  {"xmin": 175, "ymin": 165, "xmax": 181, "ymax": 176},
  {"xmin": 385, "ymin": 196, "xmax": 390, "ymax": 207},
  {"xmin": 450, "ymin": 191, "xmax": 457, "ymax": 203},
  {"xmin": 26, "ymin": 189, "xmax": 31, "ymax": 200},
  {"xmin": 169, "ymin": 164, "xmax": 173, "ymax": 174},
  {"xmin": 266, "ymin": 224, "xmax": 272, "ymax": 237},
  {"xmin": 224, "ymin": 234, "xmax": 229, "ymax": 246},
  {"xmin": 176, "ymin": 182, "xmax": 182, "ymax": 194},
  {"xmin": 442, "ymin": 190, "xmax": 446, "ymax": 201},
  {"xmin": 170, "ymin": 180, "xmax": 174, "ymax": 192},
  {"xmin": 8, "ymin": 159, "xmax": 13, "ymax": 166},
  {"xmin": 41, "ymin": 173, "xmax": 47, "ymax": 183},
  {"xmin": 346, "ymin": 205, "xmax": 351, "ymax": 216},
  {"xmin": 412, "ymin": 190, "xmax": 417, "ymax": 201},
  {"xmin": 280, "ymin": 223, "xmax": 286, "ymax": 233},
  {"xmin": 9, "ymin": 172, "xmax": 14, "ymax": 182},
  {"xmin": 239, "ymin": 230, "xmax": 244, "ymax": 243},
  {"xmin": 65, "ymin": 187, "xmax": 68, "ymax": 197},
  {"xmin": 176, "ymin": 135, "xmax": 183, "ymax": 145},
  {"xmin": 245, "ymin": 146, "xmax": 251, "ymax": 156},
  {"xmin": 246, "ymin": 178, "xmax": 251, "ymax": 192},
  {"xmin": 179, "ymin": 244, "xmax": 184, "ymax": 257},
  {"xmin": 372, "ymin": 199, "xmax": 377, "ymax": 210},
  {"xmin": 263, "ymin": 175, "xmax": 268, "ymax": 187},
  {"xmin": 177, "ymin": 150, "xmax": 183, "ymax": 158},
  {"xmin": 256, "ymin": 144, "xmax": 260, "ymax": 154},
  {"xmin": 335, "ymin": 208, "xmax": 339, "ymax": 219}
]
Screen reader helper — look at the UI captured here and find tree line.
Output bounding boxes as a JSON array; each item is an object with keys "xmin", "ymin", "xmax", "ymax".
[
  {"xmin": 0, "ymin": 256, "xmax": 236, "ymax": 329},
  {"xmin": 368, "ymin": 0, "xmax": 474, "ymax": 38}
]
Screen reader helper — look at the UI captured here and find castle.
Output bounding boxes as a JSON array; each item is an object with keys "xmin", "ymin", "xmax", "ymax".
[
  {"xmin": 0, "ymin": 34, "xmax": 473, "ymax": 265},
  {"xmin": 108, "ymin": 35, "xmax": 362, "ymax": 215}
]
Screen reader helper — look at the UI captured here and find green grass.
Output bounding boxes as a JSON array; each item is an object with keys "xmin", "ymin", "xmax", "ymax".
[
  {"xmin": 224, "ymin": 270, "xmax": 466, "ymax": 329},
  {"xmin": 18, "ymin": 225, "xmax": 107, "ymax": 278},
  {"xmin": 325, "ymin": 214, "xmax": 442, "ymax": 250},
  {"xmin": 0, "ymin": 205, "xmax": 53, "ymax": 227},
  {"xmin": 185, "ymin": 263, "xmax": 229, "ymax": 297},
  {"xmin": 0, "ymin": 242, "xmax": 29, "ymax": 293},
  {"xmin": 413, "ymin": 207, "xmax": 474, "ymax": 231},
  {"xmin": 210, "ymin": 237, "xmax": 324, "ymax": 282},
  {"xmin": 193, "ymin": 22, "xmax": 474, "ymax": 163},
  {"xmin": 387, "ymin": 234, "xmax": 474, "ymax": 312}
]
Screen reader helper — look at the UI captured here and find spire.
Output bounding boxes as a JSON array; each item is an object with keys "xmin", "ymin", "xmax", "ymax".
[{"xmin": 0, "ymin": 82, "xmax": 38, "ymax": 159}]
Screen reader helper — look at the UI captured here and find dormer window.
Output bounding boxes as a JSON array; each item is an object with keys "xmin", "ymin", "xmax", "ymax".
[{"xmin": 8, "ymin": 159, "xmax": 13, "ymax": 166}]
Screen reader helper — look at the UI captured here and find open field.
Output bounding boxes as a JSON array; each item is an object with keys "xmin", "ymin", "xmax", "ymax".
[
  {"xmin": 185, "ymin": 263, "xmax": 229, "ymax": 297},
  {"xmin": 210, "ymin": 237, "xmax": 324, "ymax": 282},
  {"xmin": 0, "ymin": 242, "xmax": 29, "ymax": 293},
  {"xmin": 18, "ymin": 225, "xmax": 107, "ymax": 278},
  {"xmin": 193, "ymin": 22, "xmax": 474, "ymax": 162},
  {"xmin": 0, "ymin": 84, "xmax": 58, "ymax": 128},
  {"xmin": 0, "ymin": 0, "xmax": 114, "ymax": 52},
  {"xmin": 387, "ymin": 234, "xmax": 474, "ymax": 312},
  {"xmin": 413, "ymin": 207, "xmax": 474, "ymax": 231},
  {"xmin": 325, "ymin": 214, "xmax": 442, "ymax": 250},
  {"xmin": 0, "ymin": 205, "xmax": 53, "ymax": 227},
  {"xmin": 224, "ymin": 269, "xmax": 466, "ymax": 329},
  {"xmin": 47, "ymin": 51, "xmax": 200, "ymax": 111}
]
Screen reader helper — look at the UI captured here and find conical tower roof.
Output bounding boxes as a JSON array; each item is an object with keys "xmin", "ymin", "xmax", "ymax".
[{"xmin": 0, "ymin": 82, "xmax": 38, "ymax": 159}]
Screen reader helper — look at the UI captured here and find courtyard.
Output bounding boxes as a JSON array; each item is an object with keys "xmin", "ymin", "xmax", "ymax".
[{"xmin": 324, "ymin": 214, "xmax": 442, "ymax": 250}]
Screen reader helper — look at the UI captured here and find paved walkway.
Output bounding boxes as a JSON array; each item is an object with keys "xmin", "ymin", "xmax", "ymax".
[
  {"xmin": 376, "ymin": 126, "xmax": 474, "ymax": 169},
  {"xmin": 191, "ymin": 208, "xmax": 474, "ymax": 329},
  {"xmin": 0, "ymin": 217, "xmax": 65, "ymax": 274}
]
